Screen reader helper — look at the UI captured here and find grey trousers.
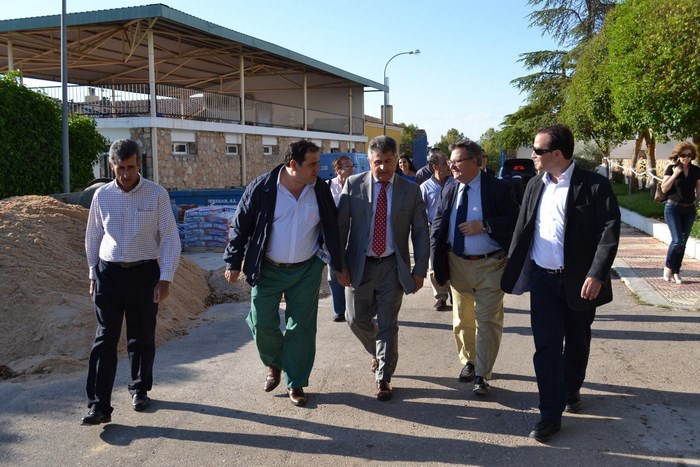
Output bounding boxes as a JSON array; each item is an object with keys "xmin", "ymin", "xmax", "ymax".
[{"xmin": 345, "ymin": 255, "xmax": 404, "ymax": 382}]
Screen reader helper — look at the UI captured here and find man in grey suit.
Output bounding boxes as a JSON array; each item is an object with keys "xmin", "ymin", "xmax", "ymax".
[
  {"xmin": 501, "ymin": 124, "xmax": 620, "ymax": 442},
  {"xmin": 338, "ymin": 135, "xmax": 430, "ymax": 401}
]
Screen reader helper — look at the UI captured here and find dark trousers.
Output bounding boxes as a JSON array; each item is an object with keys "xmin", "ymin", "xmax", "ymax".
[
  {"xmin": 86, "ymin": 259, "xmax": 159, "ymax": 412},
  {"xmin": 529, "ymin": 267, "xmax": 595, "ymax": 422}
]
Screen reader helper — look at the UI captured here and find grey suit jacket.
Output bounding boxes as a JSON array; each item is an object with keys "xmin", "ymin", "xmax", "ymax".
[{"xmin": 338, "ymin": 172, "xmax": 429, "ymax": 294}]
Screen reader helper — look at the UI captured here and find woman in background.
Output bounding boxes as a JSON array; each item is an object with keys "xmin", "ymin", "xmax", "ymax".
[
  {"xmin": 659, "ymin": 142, "xmax": 700, "ymax": 284},
  {"xmin": 397, "ymin": 155, "xmax": 417, "ymax": 183}
]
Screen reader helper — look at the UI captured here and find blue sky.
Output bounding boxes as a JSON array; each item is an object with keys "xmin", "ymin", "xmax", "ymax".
[{"xmin": 1, "ymin": 0, "xmax": 560, "ymax": 144}]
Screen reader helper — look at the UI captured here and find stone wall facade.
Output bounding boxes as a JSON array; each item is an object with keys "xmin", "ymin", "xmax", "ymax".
[{"xmin": 123, "ymin": 127, "xmax": 364, "ymax": 189}]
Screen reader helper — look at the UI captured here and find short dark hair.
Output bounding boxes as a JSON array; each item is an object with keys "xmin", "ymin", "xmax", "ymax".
[
  {"xmin": 537, "ymin": 124, "xmax": 574, "ymax": 159},
  {"xmin": 427, "ymin": 152, "xmax": 444, "ymax": 170},
  {"xmin": 449, "ymin": 140, "xmax": 483, "ymax": 167},
  {"xmin": 285, "ymin": 139, "xmax": 320, "ymax": 167},
  {"xmin": 109, "ymin": 139, "xmax": 140, "ymax": 164},
  {"xmin": 332, "ymin": 155, "xmax": 352, "ymax": 170},
  {"xmin": 369, "ymin": 135, "xmax": 397, "ymax": 156}
]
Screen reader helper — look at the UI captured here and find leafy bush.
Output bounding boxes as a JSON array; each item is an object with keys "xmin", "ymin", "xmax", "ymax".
[{"xmin": 68, "ymin": 113, "xmax": 107, "ymax": 190}]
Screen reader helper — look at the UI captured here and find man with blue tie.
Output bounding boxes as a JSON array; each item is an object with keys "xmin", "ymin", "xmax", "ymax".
[
  {"xmin": 338, "ymin": 135, "xmax": 429, "ymax": 401},
  {"xmin": 430, "ymin": 140, "xmax": 518, "ymax": 395}
]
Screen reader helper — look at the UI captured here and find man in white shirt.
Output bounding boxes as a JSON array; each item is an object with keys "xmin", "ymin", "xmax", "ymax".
[
  {"xmin": 420, "ymin": 150, "xmax": 454, "ymax": 311},
  {"xmin": 81, "ymin": 139, "xmax": 181, "ymax": 425},
  {"xmin": 327, "ymin": 155, "xmax": 354, "ymax": 321},
  {"xmin": 501, "ymin": 124, "xmax": 620, "ymax": 442},
  {"xmin": 223, "ymin": 140, "xmax": 346, "ymax": 407}
]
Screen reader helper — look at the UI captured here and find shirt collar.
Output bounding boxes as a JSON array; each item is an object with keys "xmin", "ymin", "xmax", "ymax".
[
  {"xmin": 372, "ymin": 173, "xmax": 395, "ymax": 185},
  {"xmin": 543, "ymin": 161, "xmax": 575, "ymax": 186}
]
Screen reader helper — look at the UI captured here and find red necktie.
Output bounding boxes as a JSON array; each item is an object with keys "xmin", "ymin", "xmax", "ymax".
[{"xmin": 372, "ymin": 181, "xmax": 389, "ymax": 256}]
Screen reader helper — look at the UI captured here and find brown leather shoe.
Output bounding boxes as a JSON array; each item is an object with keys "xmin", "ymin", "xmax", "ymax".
[
  {"xmin": 264, "ymin": 366, "xmax": 281, "ymax": 392},
  {"xmin": 287, "ymin": 387, "xmax": 307, "ymax": 406},
  {"xmin": 376, "ymin": 380, "xmax": 393, "ymax": 401},
  {"xmin": 370, "ymin": 357, "xmax": 379, "ymax": 373}
]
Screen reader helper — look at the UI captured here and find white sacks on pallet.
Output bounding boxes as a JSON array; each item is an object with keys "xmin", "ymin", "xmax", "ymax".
[{"xmin": 182, "ymin": 205, "xmax": 237, "ymax": 248}]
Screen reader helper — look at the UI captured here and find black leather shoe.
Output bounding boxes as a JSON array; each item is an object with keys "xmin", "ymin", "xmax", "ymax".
[
  {"xmin": 529, "ymin": 419, "xmax": 561, "ymax": 443},
  {"xmin": 376, "ymin": 380, "xmax": 393, "ymax": 401},
  {"xmin": 473, "ymin": 376, "xmax": 490, "ymax": 395},
  {"xmin": 265, "ymin": 366, "xmax": 281, "ymax": 392},
  {"xmin": 132, "ymin": 393, "xmax": 150, "ymax": 411},
  {"xmin": 565, "ymin": 391, "xmax": 582, "ymax": 413},
  {"xmin": 81, "ymin": 407, "xmax": 111, "ymax": 425},
  {"xmin": 332, "ymin": 313, "xmax": 346, "ymax": 322},
  {"xmin": 288, "ymin": 387, "xmax": 307, "ymax": 407},
  {"xmin": 458, "ymin": 362, "xmax": 475, "ymax": 382}
]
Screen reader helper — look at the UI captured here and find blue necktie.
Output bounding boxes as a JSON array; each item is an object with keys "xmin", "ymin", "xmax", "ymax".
[{"xmin": 453, "ymin": 185, "xmax": 469, "ymax": 256}]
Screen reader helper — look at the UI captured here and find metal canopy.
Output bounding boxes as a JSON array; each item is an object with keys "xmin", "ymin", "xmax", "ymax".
[{"xmin": 0, "ymin": 4, "xmax": 386, "ymax": 95}]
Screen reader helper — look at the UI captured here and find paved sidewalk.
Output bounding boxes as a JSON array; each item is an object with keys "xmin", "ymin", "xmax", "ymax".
[{"xmin": 614, "ymin": 223, "xmax": 700, "ymax": 310}]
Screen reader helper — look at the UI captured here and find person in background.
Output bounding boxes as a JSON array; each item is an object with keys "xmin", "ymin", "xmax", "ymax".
[
  {"xmin": 223, "ymin": 140, "xmax": 347, "ymax": 407},
  {"xmin": 501, "ymin": 124, "xmax": 620, "ymax": 443},
  {"xmin": 430, "ymin": 140, "xmax": 517, "ymax": 396},
  {"xmin": 327, "ymin": 155, "xmax": 354, "ymax": 321},
  {"xmin": 659, "ymin": 141, "xmax": 700, "ymax": 284},
  {"xmin": 81, "ymin": 138, "xmax": 181, "ymax": 425},
  {"xmin": 338, "ymin": 135, "xmax": 429, "ymax": 401},
  {"xmin": 415, "ymin": 147, "xmax": 444, "ymax": 185},
  {"xmin": 482, "ymin": 150, "xmax": 496, "ymax": 176},
  {"xmin": 420, "ymin": 150, "xmax": 455, "ymax": 311},
  {"xmin": 397, "ymin": 154, "xmax": 418, "ymax": 183}
]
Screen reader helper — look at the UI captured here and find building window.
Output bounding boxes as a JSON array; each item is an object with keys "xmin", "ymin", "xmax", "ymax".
[
  {"xmin": 225, "ymin": 144, "xmax": 239, "ymax": 156},
  {"xmin": 172, "ymin": 142, "xmax": 189, "ymax": 155},
  {"xmin": 262, "ymin": 145, "xmax": 273, "ymax": 156}
]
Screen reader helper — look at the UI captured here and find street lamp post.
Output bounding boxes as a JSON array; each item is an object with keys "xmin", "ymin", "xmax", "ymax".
[{"xmin": 383, "ymin": 49, "xmax": 420, "ymax": 135}]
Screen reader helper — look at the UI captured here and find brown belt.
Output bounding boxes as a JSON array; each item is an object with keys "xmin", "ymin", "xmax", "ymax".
[{"xmin": 265, "ymin": 257, "xmax": 309, "ymax": 269}]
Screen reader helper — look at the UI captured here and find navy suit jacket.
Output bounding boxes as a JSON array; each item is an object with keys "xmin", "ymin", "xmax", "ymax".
[
  {"xmin": 500, "ymin": 164, "xmax": 621, "ymax": 310},
  {"xmin": 430, "ymin": 172, "xmax": 518, "ymax": 286}
]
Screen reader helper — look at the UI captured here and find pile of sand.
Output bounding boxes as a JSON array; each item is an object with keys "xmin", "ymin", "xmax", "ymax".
[{"xmin": 0, "ymin": 196, "xmax": 212, "ymax": 380}]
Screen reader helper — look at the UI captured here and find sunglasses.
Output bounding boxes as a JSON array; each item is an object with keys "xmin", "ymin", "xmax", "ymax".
[
  {"xmin": 532, "ymin": 147, "xmax": 555, "ymax": 156},
  {"xmin": 679, "ymin": 153, "xmax": 693, "ymax": 158}
]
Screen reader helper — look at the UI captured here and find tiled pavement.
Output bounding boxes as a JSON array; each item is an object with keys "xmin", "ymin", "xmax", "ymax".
[{"xmin": 614, "ymin": 223, "xmax": 700, "ymax": 310}]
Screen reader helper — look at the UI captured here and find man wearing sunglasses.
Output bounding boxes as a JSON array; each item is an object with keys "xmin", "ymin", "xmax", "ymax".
[{"xmin": 501, "ymin": 124, "xmax": 621, "ymax": 443}]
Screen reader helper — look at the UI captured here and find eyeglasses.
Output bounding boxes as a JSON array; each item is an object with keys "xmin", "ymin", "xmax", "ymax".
[
  {"xmin": 532, "ymin": 147, "xmax": 554, "ymax": 156},
  {"xmin": 448, "ymin": 157, "xmax": 474, "ymax": 166},
  {"xmin": 339, "ymin": 165, "xmax": 355, "ymax": 170},
  {"xmin": 679, "ymin": 153, "xmax": 693, "ymax": 158}
]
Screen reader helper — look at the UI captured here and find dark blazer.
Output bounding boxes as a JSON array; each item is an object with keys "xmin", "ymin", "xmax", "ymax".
[
  {"xmin": 223, "ymin": 164, "xmax": 343, "ymax": 286},
  {"xmin": 500, "ymin": 164, "xmax": 621, "ymax": 310},
  {"xmin": 431, "ymin": 172, "xmax": 518, "ymax": 285}
]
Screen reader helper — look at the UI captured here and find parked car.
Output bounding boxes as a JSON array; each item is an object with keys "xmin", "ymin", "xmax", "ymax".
[
  {"xmin": 498, "ymin": 158, "xmax": 537, "ymax": 204},
  {"xmin": 319, "ymin": 152, "xmax": 369, "ymax": 180}
]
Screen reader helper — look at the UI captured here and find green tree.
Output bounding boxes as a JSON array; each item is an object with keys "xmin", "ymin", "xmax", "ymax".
[
  {"xmin": 0, "ymin": 72, "xmax": 62, "ymax": 198},
  {"xmin": 69, "ymin": 113, "xmax": 108, "ymax": 191},
  {"xmin": 0, "ymin": 72, "xmax": 107, "ymax": 198},
  {"xmin": 606, "ymin": 0, "xmax": 700, "ymax": 142},
  {"xmin": 435, "ymin": 128, "xmax": 467, "ymax": 156}
]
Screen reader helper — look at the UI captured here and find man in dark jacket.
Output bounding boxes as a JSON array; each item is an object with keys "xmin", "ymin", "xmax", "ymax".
[
  {"xmin": 223, "ymin": 140, "xmax": 347, "ymax": 407},
  {"xmin": 430, "ymin": 140, "xmax": 517, "ymax": 396},
  {"xmin": 501, "ymin": 124, "xmax": 620, "ymax": 442}
]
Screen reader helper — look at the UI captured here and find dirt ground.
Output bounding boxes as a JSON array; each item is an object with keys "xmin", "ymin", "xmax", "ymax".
[{"xmin": 0, "ymin": 196, "xmax": 251, "ymax": 380}]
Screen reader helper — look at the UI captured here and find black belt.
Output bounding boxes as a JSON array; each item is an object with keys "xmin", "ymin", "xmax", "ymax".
[
  {"xmin": 265, "ymin": 257, "xmax": 310, "ymax": 269},
  {"xmin": 366, "ymin": 253, "xmax": 395, "ymax": 263},
  {"xmin": 452, "ymin": 249, "xmax": 504, "ymax": 261},
  {"xmin": 107, "ymin": 259, "xmax": 155, "ymax": 268},
  {"xmin": 532, "ymin": 261, "xmax": 564, "ymax": 274}
]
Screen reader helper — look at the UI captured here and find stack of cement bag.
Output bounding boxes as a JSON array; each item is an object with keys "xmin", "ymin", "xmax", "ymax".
[{"xmin": 181, "ymin": 205, "xmax": 237, "ymax": 248}]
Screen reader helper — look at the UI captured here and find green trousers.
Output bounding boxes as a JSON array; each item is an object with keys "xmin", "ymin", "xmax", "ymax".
[{"xmin": 246, "ymin": 256, "xmax": 324, "ymax": 388}]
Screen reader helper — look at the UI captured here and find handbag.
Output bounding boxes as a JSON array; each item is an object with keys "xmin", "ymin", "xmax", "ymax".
[{"xmin": 654, "ymin": 183, "xmax": 668, "ymax": 203}]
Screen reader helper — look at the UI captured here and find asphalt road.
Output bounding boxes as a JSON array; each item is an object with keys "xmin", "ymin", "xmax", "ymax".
[{"xmin": 1, "ymin": 276, "xmax": 699, "ymax": 466}]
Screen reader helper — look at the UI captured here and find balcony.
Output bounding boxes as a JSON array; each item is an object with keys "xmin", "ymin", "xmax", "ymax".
[{"xmin": 33, "ymin": 83, "xmax": 365, "ymax": 136}]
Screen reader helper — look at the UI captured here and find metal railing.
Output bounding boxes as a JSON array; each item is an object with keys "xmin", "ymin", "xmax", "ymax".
[{"xmin": 31, "ymin": 83, "xmax": 364, "ymax": 135}]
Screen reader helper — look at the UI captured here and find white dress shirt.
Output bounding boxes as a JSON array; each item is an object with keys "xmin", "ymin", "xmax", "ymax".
[
  {"xmin": 368, "ymin": 174, "xmax": 395, "ymax": 257},
  {"xmin": 329, "ymin": 176, "xmax": 344, "ymax": 206},
  {"xmin": 532, "ymin": 162, "xmax": 575, "ymax": 270},
  {"xmin": 266, "ymin": 170, "xmax": 321, "ymax": 264}
]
